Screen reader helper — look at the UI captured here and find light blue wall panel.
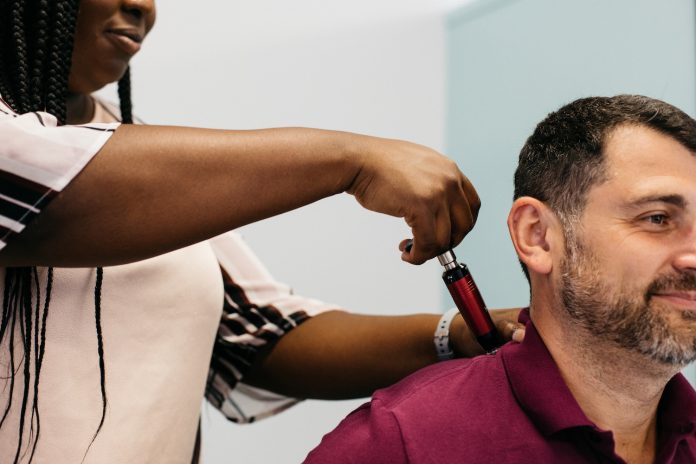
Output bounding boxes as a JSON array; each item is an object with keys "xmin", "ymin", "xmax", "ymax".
[{"xmin": 446, "ymin": 0, "xmax": 696, "ymax": 383}]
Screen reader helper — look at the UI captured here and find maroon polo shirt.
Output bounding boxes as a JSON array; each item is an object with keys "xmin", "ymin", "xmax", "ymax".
[{"xmin": 304, "ymin": 310, "xmax": 696, "ymax": 463}]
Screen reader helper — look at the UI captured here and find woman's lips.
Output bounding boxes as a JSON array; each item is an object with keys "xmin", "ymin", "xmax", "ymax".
[{"xmin": 105, "ymin": 30, "xmax": 142, "ymax": 56}]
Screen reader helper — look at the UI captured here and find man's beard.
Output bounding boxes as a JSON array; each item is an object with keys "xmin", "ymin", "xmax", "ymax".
[{"xmin": 559, "ymin": 234, "xmax": 696, "ymax": 367}]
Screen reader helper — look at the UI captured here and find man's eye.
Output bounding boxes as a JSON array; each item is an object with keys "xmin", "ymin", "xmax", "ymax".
[{"xmin": 646, "ymin": 214, "xmax": 668, "ymax": 225}]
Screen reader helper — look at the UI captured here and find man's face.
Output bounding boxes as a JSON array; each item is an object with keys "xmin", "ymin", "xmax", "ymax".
[{"xmin": 557, "ymin": 124, "xmax": 696, "ymax": 366}]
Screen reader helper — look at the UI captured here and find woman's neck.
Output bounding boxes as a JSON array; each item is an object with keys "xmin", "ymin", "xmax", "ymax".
[{"xmin": 65, "ymin": 92, "xmax": 94, "ymax": 125}]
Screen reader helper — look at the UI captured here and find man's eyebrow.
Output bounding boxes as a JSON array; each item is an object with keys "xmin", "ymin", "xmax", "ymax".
[{"xmin": 626, "ymin": 194, "xmax": 687, "ymax": 208}]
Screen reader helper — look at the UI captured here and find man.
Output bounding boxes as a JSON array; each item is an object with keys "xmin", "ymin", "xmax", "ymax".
[{"xmin": 304, "ymin": 95, "xmax": 696, "ymax": 463}]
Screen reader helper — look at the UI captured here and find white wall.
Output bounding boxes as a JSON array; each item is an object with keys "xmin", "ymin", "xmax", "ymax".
[{"xmin": 98, "ymin": 1, "xmax": 471, "ymax": 462}]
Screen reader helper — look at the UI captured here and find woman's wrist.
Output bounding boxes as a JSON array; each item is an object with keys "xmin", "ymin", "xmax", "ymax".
[
  {"xmin": 335, "ymin": 131, "xmax": 371, "ymax": 194},
  {"xmin": 448, "ymin": 312, "xmax": 484, "ymax": 358}
]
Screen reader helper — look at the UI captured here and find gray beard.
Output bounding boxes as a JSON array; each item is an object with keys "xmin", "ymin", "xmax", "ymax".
[{"xmin": 558, "ymin": 236, "xmax": 696, "ymax": 367}]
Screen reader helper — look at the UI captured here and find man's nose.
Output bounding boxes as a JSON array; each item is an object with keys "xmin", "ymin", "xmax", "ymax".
[{"xmin": 673, "ymin": 226, "xmax": 696, "ymax": 272}]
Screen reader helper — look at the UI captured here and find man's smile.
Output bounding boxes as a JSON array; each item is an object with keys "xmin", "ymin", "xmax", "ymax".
[{"xmin": 652, "ymin": 292, "xmax": 696, "ymax": 311}]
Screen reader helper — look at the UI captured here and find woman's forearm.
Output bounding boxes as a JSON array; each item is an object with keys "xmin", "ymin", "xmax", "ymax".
[
  {"xmin": 242, "ymin": 308, "xmax": 524, "ymax": 399},
  {"xmin": 1, "ymin": 124, "xmax": 478, "ymax": 267}
]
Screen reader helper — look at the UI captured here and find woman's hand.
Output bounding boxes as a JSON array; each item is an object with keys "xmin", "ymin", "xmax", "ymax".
[
  {"xmin": 344, "ymin": 135, "xmax": 480, "ymax": 265},
  {"xmin": 450, "ymin": 308, "xmax": 526, "ymax": 357}
]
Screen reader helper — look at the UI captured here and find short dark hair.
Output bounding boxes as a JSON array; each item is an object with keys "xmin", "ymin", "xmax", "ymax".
[{"xmin": 513, "ymin": 95, "xmax": 696, "ymax": 280}]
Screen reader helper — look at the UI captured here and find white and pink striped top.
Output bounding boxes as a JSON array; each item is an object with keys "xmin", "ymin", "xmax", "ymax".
[
  {"xmin": 0, "ymin": 96, "xmax": 118, "ymax": 250},
  {"xmin": 0, "ymin": 96, "xmax": 338, "ymax": 463}
]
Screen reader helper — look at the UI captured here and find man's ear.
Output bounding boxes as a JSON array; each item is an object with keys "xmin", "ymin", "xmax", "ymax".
[{"xmin": 507, "ymin": 197, "xmax": 558, "ymax": 276}]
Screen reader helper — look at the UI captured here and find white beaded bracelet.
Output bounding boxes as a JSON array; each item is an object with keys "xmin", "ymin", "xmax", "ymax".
[{"xmin": 434, "ymin": 307, "xmax": 459, "ymax": 361}]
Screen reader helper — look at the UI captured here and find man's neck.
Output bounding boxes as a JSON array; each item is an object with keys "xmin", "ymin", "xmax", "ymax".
[{"xmin": 531, "ymin": 297, "xmax": 680, "ymax": 463}]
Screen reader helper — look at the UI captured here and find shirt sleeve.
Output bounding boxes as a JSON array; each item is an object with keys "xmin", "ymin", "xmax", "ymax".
[
  {"xmin": 303, "ymin": 399, "xmax": 409, "ymax": 464},
  {"xmin": 205, "ymin": 230, "xmax": 343, "ymax": 423},
  {"xmin": 0, "ymin": 96, "xmax": 119, "ymax": 250}
]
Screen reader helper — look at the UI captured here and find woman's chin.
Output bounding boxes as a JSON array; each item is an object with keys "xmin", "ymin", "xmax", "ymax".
[{"xmin": 68, "ymin": 62, "xmax": 130, "ymax": 95}]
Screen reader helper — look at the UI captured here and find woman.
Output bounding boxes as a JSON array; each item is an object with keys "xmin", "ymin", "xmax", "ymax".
[{"xmin": 0, "ymin": 0, "xmax": 523, "ymax": 462}]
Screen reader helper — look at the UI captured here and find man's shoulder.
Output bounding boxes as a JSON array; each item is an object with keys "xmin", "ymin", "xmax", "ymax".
[
  {"xmin": 305, "ymin": 347, "xmax": 556, "ymax": 464},
  {"xmin": 369, "ymin": 349, "xmax": 532, "ymax": 444},
  {"xmin": 372, "ymin": 351, "xmax": 507, "ymax": 413},
  {"xmin": 305, "ymin": 354, "xmax": 514, "ymax": 464}
]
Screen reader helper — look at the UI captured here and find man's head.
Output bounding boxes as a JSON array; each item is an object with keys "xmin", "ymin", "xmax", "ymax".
[{"xmin": 508, "ymin": 95, "xmax": 696, "ymax": 366}]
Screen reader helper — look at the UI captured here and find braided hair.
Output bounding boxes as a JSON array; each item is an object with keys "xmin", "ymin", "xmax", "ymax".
[{"xmin": 0, "ymin": 1, "xmax": 134, "ymax": 461}]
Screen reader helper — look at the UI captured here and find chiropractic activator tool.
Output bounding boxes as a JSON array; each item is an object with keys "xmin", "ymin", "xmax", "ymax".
[
  {"xmin": 405, "ymin": 241, "xmax": 502, "ymax": 353},
  {"xmin": 437, "ymin": 249, "xmax": 501, "ymax": 353}
]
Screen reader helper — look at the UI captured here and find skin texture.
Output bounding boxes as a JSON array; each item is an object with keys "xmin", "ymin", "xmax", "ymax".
[
  {"xmin": 0, "ymin": 0, "xmax": 525, "ymax": 400},
  {"xmin": 508, "ymin": 124, "xmax": 696, "ymax": 464}
]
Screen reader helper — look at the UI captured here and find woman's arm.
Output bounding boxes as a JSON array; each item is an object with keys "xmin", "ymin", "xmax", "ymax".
[
  {"xmin": 0, "ymin": 125, "xmax": 479, "ymax": 267},
  {"xmin": 241, "ymin": 308, "xmax": 524, "ymax": 399},
  {"xmin": 206, "ymin": 232, "xmax": 525, "ymax": 406}
]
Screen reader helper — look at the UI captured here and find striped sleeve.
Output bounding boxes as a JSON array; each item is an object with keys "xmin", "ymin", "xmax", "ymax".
[
  {"xmin": 0, "ymin": 96, "xmax": 119, "ymax": 249},
  {"xmin": 206, "ymin": 231, "xmax": 341, "ymax": 423}
]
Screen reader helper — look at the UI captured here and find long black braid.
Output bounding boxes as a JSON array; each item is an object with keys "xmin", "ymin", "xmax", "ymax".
[
  {"xmin": 118, "ymin": 68, "xmax": 133, "ymax": 124},
  {"xmin": 0, "ymin": 1, "xmax": 134, "ymax": 461}
]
